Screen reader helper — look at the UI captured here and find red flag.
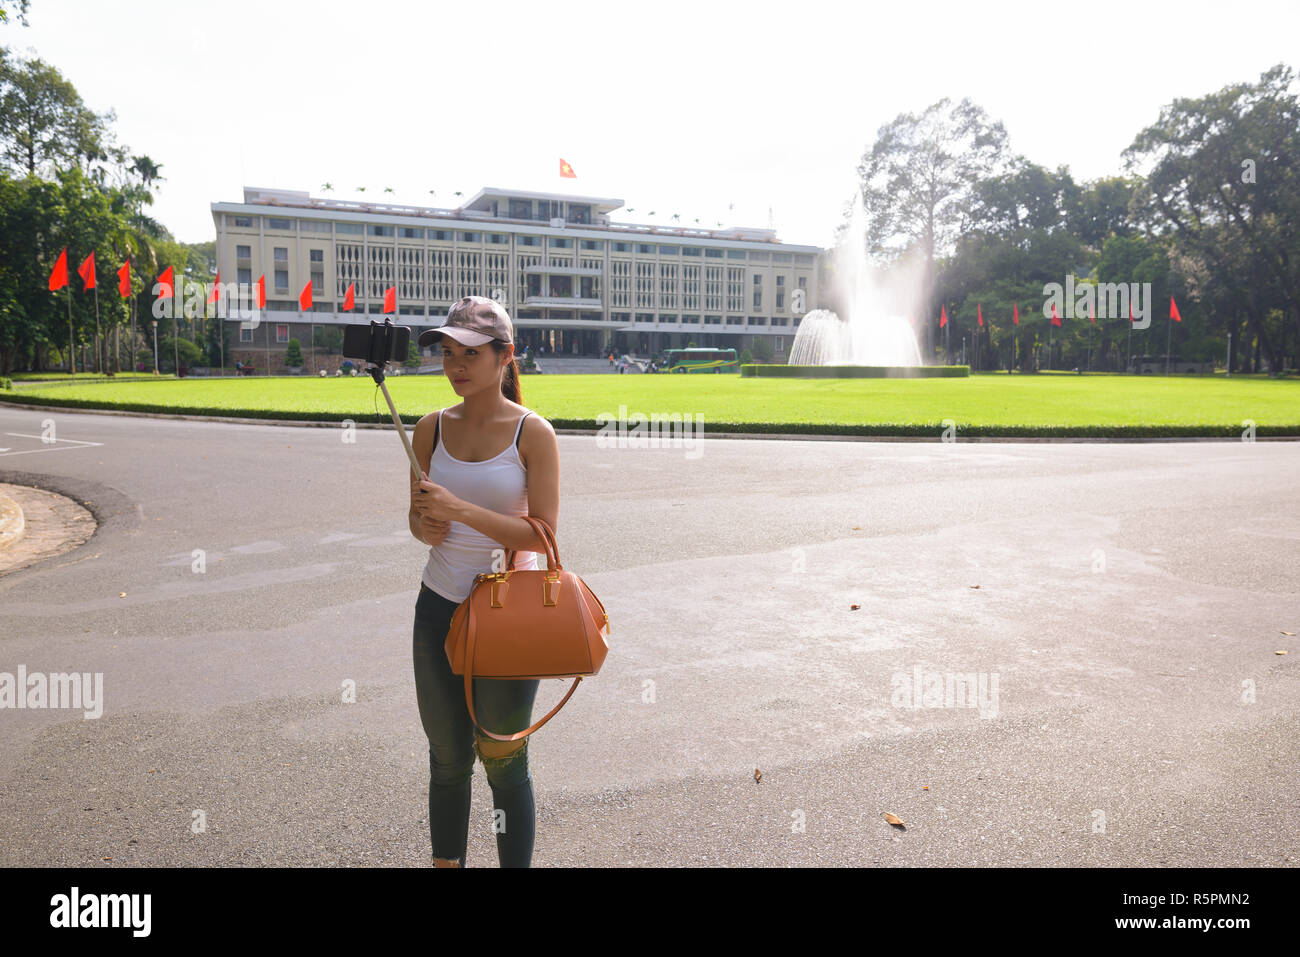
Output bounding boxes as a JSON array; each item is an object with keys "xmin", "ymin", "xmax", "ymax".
[
  {"xmin": 1129, "ymin": 300, "xmax": 1135, "ymax": 324},
  {"xmin": 559, "ymin": 158, "xmax": 576, "ymax": 178},
  {"xmin": 939, "ymin": 305, "xmax": 948, "ymax": 328},
  {"xmin": 1050, "ymin": 302, "xmax": 1062, "ymax": 327},
  {"xmin": 1088, "ymin": 297, "xmax": 1095, "ymax": 324},
  {"xmin": 977, "ymin": 303, "xmax": 984, "ymax": 327},
  {"xmin": 48, "ymin": 248, "xmax": 68, "ymax": 291},
  {"xmin": 156, "ymin": 265, "xmax": 174, "ymax": 298},
  {"xmin": 1170, "ymin": 296, "xmax": 1182, "ymax": 322},
  {"xmin": 299, "ymin": 280, "xmax": 313, "ymax": 312},
  {"xmin": 77, "ymin": 251, "xmax": 96, "ymax": 290},
  {"xmin": 1012, "ymin": 302, "xmax": 1019, "ymax": 325},
  {"xmin": 208, "ymin": 270, "xmax": 220, "ymax": 304},
  {"xmin": 342, "ymin": 283, "xmax": 355, "ymax": 311},
  {"xmin": 117, "ymin": 261, "xmax": 131, "ymax": 298},
  {"xmin": 255, "ymin": 275, "xmax": 266, "ymax": 309},
  {"xmin": 383, "ymin": 286, "xmax": 396, "ymax": 313}
]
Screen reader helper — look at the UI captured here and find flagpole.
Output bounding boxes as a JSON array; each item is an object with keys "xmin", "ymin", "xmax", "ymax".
[
  {"xmin": 1127, "ymin": 317, "xmax": 1132, "ymax": 374},
  {"xmin": 67, "ymin": 284, "xmax": 74, "ymax": 375},
  {"xmin": 173, "ymin": 284, "xmax": 180, "ymax": 378},
  {"xmin": 1170, "ymin": 310, "xmax": 1180, "ymax": 377},
  {"xmin": 93, "ymin": 277, "xmax": 101, "ymax": 375}
]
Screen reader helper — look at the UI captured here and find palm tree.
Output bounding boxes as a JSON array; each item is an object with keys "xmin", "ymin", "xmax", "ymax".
[
  {"xmin": 383, "ymin": 186, "xmax": 394, "ymax": 194},
  {"xmin": 321, "ymin": 182, "xmax": 334, "ymax": 192},
  {"xmin": 357, "ymin": 186, "xmax": 366, "ymax": 193},
  {"xmin": 132, "ymin": 155, "xmax": 163, "ymax": 187},
  {"xmin": 626, "ymin": 208, "xmax": 634, "ymax": 213},
  {"xmin": 671, "ymin": 213, "xmax": 680, "ymax": 222},
  {"xmin": 454, "ymin": 191, "xmax": 463, "ymax": 198}
]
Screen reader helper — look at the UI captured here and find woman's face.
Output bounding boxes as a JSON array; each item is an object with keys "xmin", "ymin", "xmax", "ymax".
[{"xmin": 441, "ymin": 338, "xmax": 511, "ymax": 395}]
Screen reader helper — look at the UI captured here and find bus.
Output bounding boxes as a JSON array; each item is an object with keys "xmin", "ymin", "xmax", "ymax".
[{"xmin": 659, "ymin": 348, "xmax": 740, "ymax": 373}]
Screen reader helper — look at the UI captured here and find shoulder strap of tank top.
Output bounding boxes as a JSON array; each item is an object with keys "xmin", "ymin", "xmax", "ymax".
[{"xmin": 514, "ymin": 410, "xmax": 532, "ymax": 449}]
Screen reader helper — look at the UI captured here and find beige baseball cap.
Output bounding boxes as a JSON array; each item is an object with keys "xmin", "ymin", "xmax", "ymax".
[{"xmin": 418, "ymin": 296, "xmax": 514, "ymax": 347}]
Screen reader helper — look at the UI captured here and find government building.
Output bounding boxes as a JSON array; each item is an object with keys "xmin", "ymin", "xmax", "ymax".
[{"xmin": 210, "ymin": 186, "xmax": 823, "ymax": 369}]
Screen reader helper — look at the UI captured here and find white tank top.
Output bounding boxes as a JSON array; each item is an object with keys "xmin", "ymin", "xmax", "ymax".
[{"xmin": 421, "ymin": 407, "xmax": 539, "ymax": 602}]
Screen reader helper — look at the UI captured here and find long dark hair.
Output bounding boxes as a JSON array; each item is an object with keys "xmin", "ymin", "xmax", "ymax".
[{"xmin": 491, "ymin": 339, "xmax": 523, "ymax": 405}]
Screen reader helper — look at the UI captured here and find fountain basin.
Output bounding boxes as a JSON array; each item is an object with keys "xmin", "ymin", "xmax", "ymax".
[{"xmin": 742, "ymin": 364, "xmax": 968, "ymax": 378}]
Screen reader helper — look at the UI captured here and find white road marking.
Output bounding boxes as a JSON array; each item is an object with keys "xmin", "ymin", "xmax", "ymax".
[{"xmin": 0, "ymin": 433, "xmax": 105, "ymax": 457}]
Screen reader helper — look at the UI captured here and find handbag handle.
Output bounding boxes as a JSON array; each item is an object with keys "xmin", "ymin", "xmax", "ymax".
[{"xmin": 505, "ymin": 515, "xmax": 560, "ymax": 571}]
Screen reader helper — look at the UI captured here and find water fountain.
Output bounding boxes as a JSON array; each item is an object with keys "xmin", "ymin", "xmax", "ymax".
[{"xmin": 752, "ymin": 191, "xmax": 965, "ymax": 378}]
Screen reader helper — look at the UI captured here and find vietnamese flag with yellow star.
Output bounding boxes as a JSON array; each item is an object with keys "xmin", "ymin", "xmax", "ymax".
[{"xmin": 559, "ymin": 158, "xmax": 576, "ymax": 178}]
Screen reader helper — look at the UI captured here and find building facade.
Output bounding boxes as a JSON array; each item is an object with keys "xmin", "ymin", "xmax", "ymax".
[{"xmin": 211, "ymin": 186, "xmax": 823, "ymax": 370}]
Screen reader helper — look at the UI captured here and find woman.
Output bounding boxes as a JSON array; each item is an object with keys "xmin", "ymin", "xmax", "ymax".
[{"xmin": 407, "ymin": 295, "xmax": 560, "ymax": 868}]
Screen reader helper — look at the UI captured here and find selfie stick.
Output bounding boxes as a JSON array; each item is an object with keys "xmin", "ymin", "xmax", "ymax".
[{"xmin": 360, "ymin": 318, "xmax": 425, "ymax": 487}]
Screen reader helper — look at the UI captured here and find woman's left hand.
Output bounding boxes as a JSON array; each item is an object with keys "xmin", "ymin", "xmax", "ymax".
[{"xmin": 412, "ymin": 472, "xmax": 462, "ymax": 522}]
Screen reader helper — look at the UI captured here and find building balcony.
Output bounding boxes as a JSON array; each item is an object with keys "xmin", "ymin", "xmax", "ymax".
[
  {"xmin": 523, "ymin": 263, "xmax": 603, "ymax": 276},
  {"xmin": 524, "ymin": 295, "xmax": 602, "ymax": 308}
]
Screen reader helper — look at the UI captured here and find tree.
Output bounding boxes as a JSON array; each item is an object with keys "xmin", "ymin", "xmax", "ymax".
[
  {"xmin": 0, "ymin": 1, "xmax": 31, "ymax": 25},
  {"xmin": 856, "ymin": 97, "xmax": 1009, "ymax": 360},
  {"xmin": 1124, "ymin": 63, "xmax": 1300, "ymax": 372},
  {"xmin": 0, "ymin": 52, "xmax": 112, "ymax": 178}
]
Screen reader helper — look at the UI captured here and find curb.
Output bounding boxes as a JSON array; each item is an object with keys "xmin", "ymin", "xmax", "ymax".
[
  {"xmin": 0, "ymin": 492, "xmax": 25, "ymax": 551},
  {"xmin": 0, "ymin": 398, "xmax": 1296, "ymax": 443}
]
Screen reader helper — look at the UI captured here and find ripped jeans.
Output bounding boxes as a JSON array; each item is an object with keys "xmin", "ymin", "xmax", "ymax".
[{"xmin": 412, "ymin": 581, "xmax": 540, "ymax": 867}]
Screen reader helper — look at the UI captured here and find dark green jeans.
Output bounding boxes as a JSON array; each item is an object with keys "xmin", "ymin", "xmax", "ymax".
[{"xmin": 412, "ymin": 581, "xmax": 540, "ymax": 867}]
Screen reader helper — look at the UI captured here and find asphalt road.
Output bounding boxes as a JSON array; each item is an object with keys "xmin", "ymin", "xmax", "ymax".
[{"xmin": 0, "ymin": 405, "xmax": 1296, "ymax": 867}]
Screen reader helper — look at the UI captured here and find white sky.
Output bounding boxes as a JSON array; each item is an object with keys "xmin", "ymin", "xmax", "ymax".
[{"xmin": 6, "ymin": 0, "xmax": 1299, "ymax": 248}]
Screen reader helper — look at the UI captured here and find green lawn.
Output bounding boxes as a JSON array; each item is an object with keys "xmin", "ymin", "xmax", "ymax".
[{"xmin": 1, "ymin": 371, "xmax": 1297, "ymax": 437}]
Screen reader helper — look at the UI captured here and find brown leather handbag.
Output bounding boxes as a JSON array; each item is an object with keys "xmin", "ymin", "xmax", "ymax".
[{"xmin": 444, "ymin": 515, "xmax": 610, "ymax": 742}]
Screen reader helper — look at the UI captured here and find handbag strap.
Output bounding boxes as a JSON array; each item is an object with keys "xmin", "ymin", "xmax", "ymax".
[
  {"xmin": 465, "ymin": 513, "xmax": 575, "ymax": 741},
  {"xmin": 462, "ymin": 594, "xmax": 584, "ymax": 741}
]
